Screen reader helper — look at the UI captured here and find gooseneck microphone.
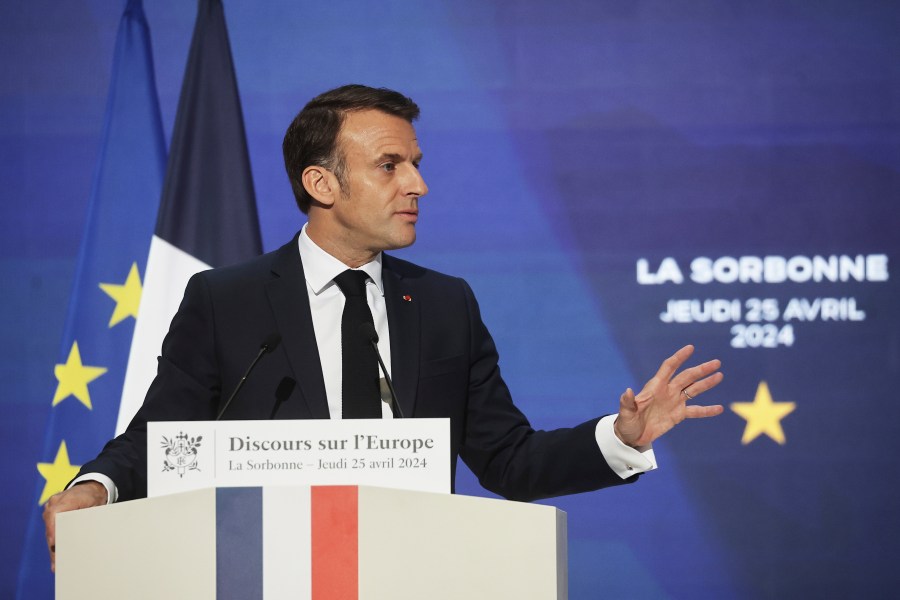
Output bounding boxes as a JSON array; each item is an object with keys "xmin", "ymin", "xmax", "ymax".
[
  {"xmin": 216, "ymin": 333, "xmax": 282, "ymax": 420},
  {"xmin": 359, "ymin": 322, "xmax": 404, "ymax": 418}
]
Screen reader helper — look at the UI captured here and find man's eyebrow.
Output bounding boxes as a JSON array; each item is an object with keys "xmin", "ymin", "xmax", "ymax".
[{"xmin": 376, "ymin": 152, "xmax": 423, "ymax": 163}]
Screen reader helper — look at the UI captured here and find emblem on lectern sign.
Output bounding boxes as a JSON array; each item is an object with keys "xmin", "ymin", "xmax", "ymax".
[{"xmin": 161, "ymin": 431, "xmax": 203, "ymax": 477}]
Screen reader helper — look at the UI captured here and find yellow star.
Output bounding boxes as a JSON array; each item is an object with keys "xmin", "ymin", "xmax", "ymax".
[
  {"xmin": 99, "ymin": 262, "xmax": 143, "ymax": 327},
  {"xmin": 36, "ymin": 440, "xmax": 81, "ymax": 505},
  {"xmin": 731, "ymin": 381, "xmax": 796, "ymax": 445},
  {"xmin": 52, "ymin": 341, "xmax": 107, "ymax": 409}
]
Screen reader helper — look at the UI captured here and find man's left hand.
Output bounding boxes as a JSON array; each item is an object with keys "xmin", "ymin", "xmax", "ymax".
[{"xmin": 614, "ymin": 345, "xmax": 724, "ymax": 448}]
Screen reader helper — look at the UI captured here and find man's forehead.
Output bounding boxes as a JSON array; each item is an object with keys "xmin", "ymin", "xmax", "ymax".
[{"xmin": 339, "ymin": 109, "xmax": 419, "ymax": 153}]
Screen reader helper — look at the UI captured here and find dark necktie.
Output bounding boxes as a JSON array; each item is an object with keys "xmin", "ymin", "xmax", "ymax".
[{"xmin": 333, "ymin": 269, "xmax": 381, "ymax": 418}]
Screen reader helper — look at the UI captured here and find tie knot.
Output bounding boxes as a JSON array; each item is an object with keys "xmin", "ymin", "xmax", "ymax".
[{"xmin": 334, "ymin": 269, "xmax": 370, "ymax": 297}]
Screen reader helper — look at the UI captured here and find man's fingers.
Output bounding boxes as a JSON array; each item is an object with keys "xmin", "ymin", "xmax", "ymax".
[
  {"xmin": 43, "ymin": 498, "xmax": 58, "ymax": 572},
  {"xmin": 671, "ymin": 358, "xmax": 722, "ymax": 391},
  {"xmin": 677, "ymin": 370, "xmax": 724, "ymax": 400},
  {"xmin": 42, "ymin": 483, "xmax": 107, "ymax": 572},
  {"xmin": 655, "ymin": 345, "xmax": 695, "ymax": 381},
  {"xmin": 684, "ymin": 404, "xmax": 725, "ymax": 419}
]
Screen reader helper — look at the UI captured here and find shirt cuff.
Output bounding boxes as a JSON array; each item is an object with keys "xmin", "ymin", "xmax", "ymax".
[
  {"xmin": 67, "ymin": 473, "xmax": 119, "ymax": 504},
  {"xmin": 595, "ymin": 414, "xmax": 658, "ymax": 479}
]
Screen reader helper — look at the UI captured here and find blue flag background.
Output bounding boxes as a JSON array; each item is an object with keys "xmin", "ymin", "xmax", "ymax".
[{"xmin": 3, "ymin": 1, "xmax": 899, "ymax": 598}]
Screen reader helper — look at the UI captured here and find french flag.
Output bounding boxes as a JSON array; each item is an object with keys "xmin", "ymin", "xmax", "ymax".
[
  {"xmin": 218, "ymin": 486, "xmax": 359, "ymax": 600},
  {"xmin": 116, "ymin": 0, "xmax": 262, "ymax": 433}
]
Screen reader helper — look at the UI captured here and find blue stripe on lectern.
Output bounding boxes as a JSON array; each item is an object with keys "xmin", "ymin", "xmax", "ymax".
[{"xmin": 216, "ymin": 487, "xmax": 263, "ymax": 599}]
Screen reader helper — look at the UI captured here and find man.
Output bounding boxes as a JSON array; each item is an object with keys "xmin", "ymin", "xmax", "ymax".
[{"xmin": 43, "ymin": 85, "xmax": 723, "ymax": 569}]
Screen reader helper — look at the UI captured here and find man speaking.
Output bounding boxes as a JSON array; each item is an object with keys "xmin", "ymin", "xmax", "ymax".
[{"xmin": 43, "ymin": 85, "xmax": 724, "ymax": 568}]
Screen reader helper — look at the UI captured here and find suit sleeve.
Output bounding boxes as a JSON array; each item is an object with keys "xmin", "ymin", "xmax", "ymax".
[
  {"xmin": 456, "ymin": 279, "xmax": 637, "ymax": 502},
  {"xmin": 76, "ymin": 272, "xmax": 222, "ymax": 501}
]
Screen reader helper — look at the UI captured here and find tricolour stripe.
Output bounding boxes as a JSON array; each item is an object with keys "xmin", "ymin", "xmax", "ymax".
[
  {"xmin": 263, "ymin": 486, "xmax": 312, "ymax": 599},
  {"xmin": 217, "ymin": 487, "xmax": 263, "ymax": 599},
  {"xmin": 312, "ymin": 486, "xmax": 359, "ymax": 600}
]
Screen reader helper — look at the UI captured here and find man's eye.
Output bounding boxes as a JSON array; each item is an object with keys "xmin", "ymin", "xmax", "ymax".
[{"xmin": 380, "ymin": 163, "xmax": 396, "ymax": 172}]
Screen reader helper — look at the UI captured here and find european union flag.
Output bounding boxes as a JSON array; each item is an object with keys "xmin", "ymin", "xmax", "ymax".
[{"xmin": 16, "ymin": 0, "xmax": 166, "ymax": 597}]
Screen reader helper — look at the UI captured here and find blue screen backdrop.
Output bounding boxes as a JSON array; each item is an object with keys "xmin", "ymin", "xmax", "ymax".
[{"xmin": 3, "ymin": 1, "xmax": 898, "ymax": 597}]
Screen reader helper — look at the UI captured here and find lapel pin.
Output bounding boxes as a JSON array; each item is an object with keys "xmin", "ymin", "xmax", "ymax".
[{"xmin": 402, "ymin": 295, "xmax": 412, "ymax": 302}]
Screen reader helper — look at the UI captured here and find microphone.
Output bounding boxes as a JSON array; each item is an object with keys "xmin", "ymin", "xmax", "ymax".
[
  {"xmin": 268, "ymin": 377, "xmax": 296, "ymax": 420},
  {"xmin": 216, "ymin": 333, "xmax": 281, "ymax": 420},
  {"xmin": 359, "ymin": 322, "xmax": 404, "ymax": 418}
]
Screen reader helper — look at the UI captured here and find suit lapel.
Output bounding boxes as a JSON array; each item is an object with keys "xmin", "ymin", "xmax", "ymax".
[
  {"xmin": 383, "ymin": 257, "xmax": 419, "ymax": 418},
  {"xmin": 264, "ymin": 235, "xmax": 330, "ymax": 418}
]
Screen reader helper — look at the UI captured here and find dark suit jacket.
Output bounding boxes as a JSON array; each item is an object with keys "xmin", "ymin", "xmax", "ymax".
[{"xmin": 80, "ymin": 234, "xmax": 634, "ymax": 501}]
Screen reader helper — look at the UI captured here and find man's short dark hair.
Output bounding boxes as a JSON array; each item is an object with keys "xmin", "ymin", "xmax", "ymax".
[{"xmin": 282, "ymin": 84, "xmax": 420, "ymax": 214}]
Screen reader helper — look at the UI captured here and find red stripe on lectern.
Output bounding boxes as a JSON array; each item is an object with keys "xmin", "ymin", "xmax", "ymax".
[{"xmin": 311, "ymin": 486, "xmax": 358, "ymax": 600}]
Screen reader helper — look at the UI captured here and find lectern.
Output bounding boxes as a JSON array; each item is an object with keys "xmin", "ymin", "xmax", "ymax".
[{"xmin": 56, "ymin": 485, "xmax": 567, "ymax": 599}]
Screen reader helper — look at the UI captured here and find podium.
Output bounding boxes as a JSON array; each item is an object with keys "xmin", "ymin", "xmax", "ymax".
[{"xmin": 56, "ymin": 485, "xmax": 567, "ymax": 599}]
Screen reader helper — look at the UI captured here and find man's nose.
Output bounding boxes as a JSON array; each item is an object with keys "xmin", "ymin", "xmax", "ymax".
[{"xmin": 405, "ymin": 166, "xmax": 428, "ymax": 198}]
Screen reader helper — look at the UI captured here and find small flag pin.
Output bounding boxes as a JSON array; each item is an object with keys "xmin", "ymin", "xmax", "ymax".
[{"xmin": 402, "ymin": 295, "xmax": 412, "ymax": 302}]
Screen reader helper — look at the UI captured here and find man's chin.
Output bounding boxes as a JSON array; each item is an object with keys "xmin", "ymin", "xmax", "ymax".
[
  {"xmin": 394, "ymin": 234, "xmax": 416, "ymax": 250},
  {"xmin": 384, "ymin": 232, "xmax": 416, "ymax": 252}
]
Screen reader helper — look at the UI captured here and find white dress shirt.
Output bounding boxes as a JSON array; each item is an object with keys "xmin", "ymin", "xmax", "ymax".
[{"xmin": 298, "ymin": 225, "xmax": 395, "ymax": 419}]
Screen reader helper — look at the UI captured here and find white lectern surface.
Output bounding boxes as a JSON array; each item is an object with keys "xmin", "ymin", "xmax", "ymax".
[{"xmin": 56, "ymin": 485, "xmax": 567, "ymax": 599}]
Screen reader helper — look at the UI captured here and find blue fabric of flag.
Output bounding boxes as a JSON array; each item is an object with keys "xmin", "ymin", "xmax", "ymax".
[
  {"xmin": 15, "ymin": 1, "xmax": 166, "ymax": 597},
  {"xmin": 156, "ymin": 0, "xmax": 262, "ymax": 266}
]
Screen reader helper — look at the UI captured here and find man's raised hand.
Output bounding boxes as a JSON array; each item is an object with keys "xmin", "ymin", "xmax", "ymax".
[{"xmin": 614, "ymin": 345, "xmax": 724, "ymax": 448}]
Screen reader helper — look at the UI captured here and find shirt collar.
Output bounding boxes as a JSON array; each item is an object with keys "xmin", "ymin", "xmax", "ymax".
[{"xmin": 297, "ymin": 223, "xmax": 384, "ymax": 296}]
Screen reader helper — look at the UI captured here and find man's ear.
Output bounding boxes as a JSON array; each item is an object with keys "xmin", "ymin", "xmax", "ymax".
[{"xmin": 301, "ymin": 166, "xmax": 339, "ymax": 207}]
